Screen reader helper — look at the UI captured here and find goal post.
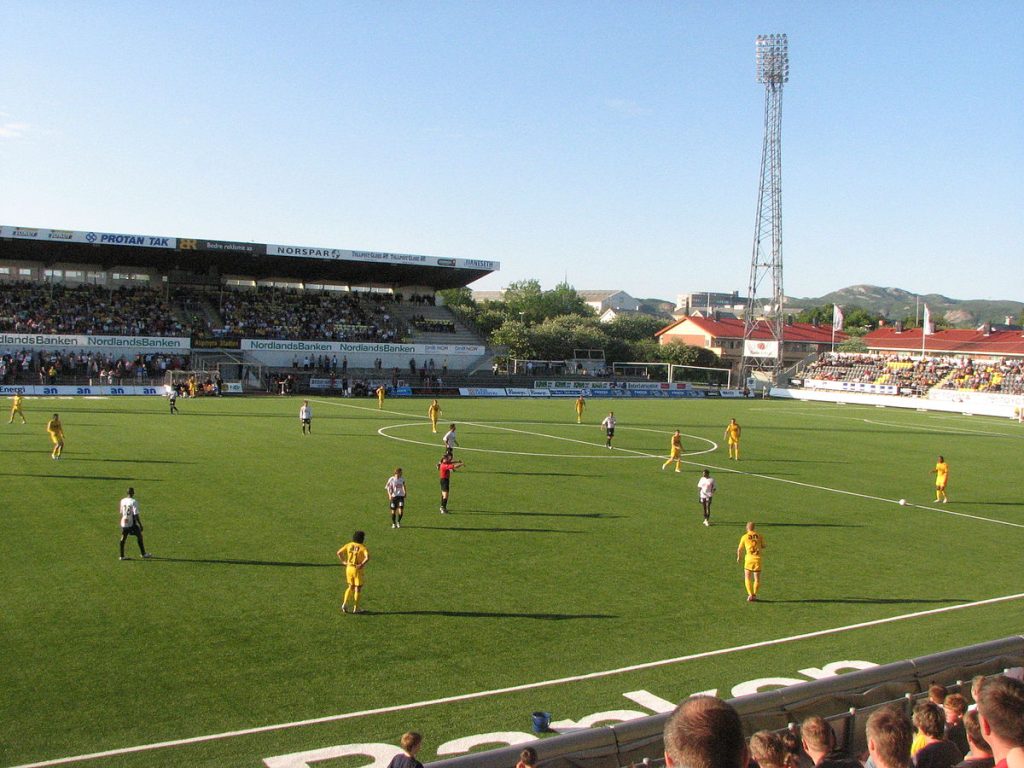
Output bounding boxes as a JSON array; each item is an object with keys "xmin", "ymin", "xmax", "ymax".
[{"xmin": 668, "ymin": 364, "xmax": 732, "ymax": 388}]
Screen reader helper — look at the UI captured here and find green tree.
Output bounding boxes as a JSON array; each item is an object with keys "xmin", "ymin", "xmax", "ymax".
[
  {"xmin": 502, "ymin": 279, "xmax": 546, "ymax": 325},
  {"xmin": 437, "ymin": 287, "xmax": 475, "ymax": 308},
  {"xmin": 605, "ymin": 314, "xmax": 668, "ymax": 341},
  {"xmin": 490, "ymin": 319, "xmax": 535, "ymax": 359},
  {"xmin": 795, "ymin": 304, "xmax": 834, "ymax": 326},
  {"xmin": 540, "ymin": 281, "xmax": 594, "ymax": 319}
]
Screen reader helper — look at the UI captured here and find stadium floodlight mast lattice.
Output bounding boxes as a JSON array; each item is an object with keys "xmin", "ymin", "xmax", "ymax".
[{"xmin": 741, "ymin": 33, "xmax": 789, "ymax": 390}]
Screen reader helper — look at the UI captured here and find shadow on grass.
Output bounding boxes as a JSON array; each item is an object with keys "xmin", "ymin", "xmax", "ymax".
[
  {"xmin": 363, "ymin": 609, "xmax": 616, "ymax": 620},
  {"xmin": 472, "ymin": 470, "xmax": 605, "ymax": 478},
  {"xmin": 756, "ymin": 597, "xmax": 969, "ymax": 605},
  {"xmin": 0, "ymin": 472, "xmax": 158, "ymax": 481},
  {"xmin": 712, "ymin": 521, "xmax": 863, "ymax": 528},
  {"xmin": 406, "ymin": 524, "xmax": 585, "ymax": 534},
  {"xmin": 460, "ymin": 509, "xmax": 625, "ymax": 519},
  {"xmin": 72, "ymin": 457, "xmax": 197, "ymax": 465},
  {"xmin": 148, "ymin": 556, "xmax": 335, "ymax": 567}
]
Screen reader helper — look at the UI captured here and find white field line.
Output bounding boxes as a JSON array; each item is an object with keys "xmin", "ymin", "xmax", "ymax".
[{"xmin": 14, "ymin": 591, "xmax": 1024, "ymax": 768}]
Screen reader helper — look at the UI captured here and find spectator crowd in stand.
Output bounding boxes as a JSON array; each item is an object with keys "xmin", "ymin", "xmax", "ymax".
[
  {"xmin": 802, "ymin": 353, "xmax": 1024, "ymax": 396},
  {"xmin": 211, "ymin": 289, "xmax": 403, "ymax": 342},
  {"xmin": 0, "ymin": 281, "xmax": 190, "ymax": 336},
  {"xmin": 646, "ymin": 674, "xmax": 1023, "ymax": 768},
  {"xmin": 0, "ymin": 348, "xmax": 188, "ymax": 385}
]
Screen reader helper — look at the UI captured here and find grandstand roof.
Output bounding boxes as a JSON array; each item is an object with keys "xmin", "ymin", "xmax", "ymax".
[
  {"xmin": 656, "ymin": 315, "xmax": 843, "ymax": 343},
  {"xmin": 864, "ymin": 327, "xmax": 1024, "ymax": 357},
  {"xmin": 0, "ymin": 225, "xmax": 498, "ymax": 290}
]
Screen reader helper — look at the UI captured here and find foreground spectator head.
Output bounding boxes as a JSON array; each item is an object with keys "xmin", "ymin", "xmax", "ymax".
[
  {"xmin": 516, "ymin": 746, "xmax": 537, "ymax": 768},
  {"xmin": 663, "ymin": 695, "xmax": 747, "ymax": 768},
  {"xmin": 962, "ymin": 709, "xmax": 992, "ymax": 757},
  {"xmin": 400, "ymin": 731, "xmax": 422, "ymax": 755},
  {"xmin": 976, "ymin": 675, "xmax": 1024, "ymax": 760},
  {"xmin": 929, "ymin": 684, "xmax": 949, "ymax": 706},
  {"xmin": 913, "ymin": 701, "xmax": 946, "ymax": 740},
  {"xmin": 800, "ymin": 716, "xmax": 835, "ymax": 759},
  {"xmin": 944, "ymin": 693, "xmax": 967, "ymax": 724},
  {"xmin": 749, "ymin": 730, "xmax": 787, "ymax": 768},
  {"xmin": 866, "ymin": 705, "xmax": 913, "ymax": 768}
]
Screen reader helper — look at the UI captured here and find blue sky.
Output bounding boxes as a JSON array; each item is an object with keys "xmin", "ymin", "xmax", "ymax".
[{"xmin": 1, "ymin": 2, "xmax": 1021, "ymax": 302}]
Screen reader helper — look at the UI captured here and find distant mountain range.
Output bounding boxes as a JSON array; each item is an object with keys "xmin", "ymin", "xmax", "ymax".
[
  {"xmin": 787, "ymin": 285, "xmax": 1023, "ymax": 327},
  {"xmin": 638, "ymin": 286, "xmax": 1022, "ymax": 327}
]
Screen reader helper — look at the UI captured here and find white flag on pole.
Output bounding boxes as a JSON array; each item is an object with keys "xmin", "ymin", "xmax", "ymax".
[
  {"xmin": 923, "ymin": 304, "xmax": 933, "ymax": 335},
  {"xmin": 832, "ymin": 304, "xmax": 844, "ymax": 332}
]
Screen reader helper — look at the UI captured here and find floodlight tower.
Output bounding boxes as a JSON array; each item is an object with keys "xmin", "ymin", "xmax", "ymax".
[{"xmin": 741, "ymin": 33, "xmax": 789, "ymax": 388}]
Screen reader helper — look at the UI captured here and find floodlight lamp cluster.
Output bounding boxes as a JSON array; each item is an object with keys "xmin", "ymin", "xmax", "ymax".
[{"xmin": 755, "ymin": 33, "xmax": 789, "ymax": 84}]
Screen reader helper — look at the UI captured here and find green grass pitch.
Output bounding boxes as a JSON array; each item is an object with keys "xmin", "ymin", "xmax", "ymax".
[{"xmin": 2, "ymin": 395, "xmax": 1022, "ymax": 767}]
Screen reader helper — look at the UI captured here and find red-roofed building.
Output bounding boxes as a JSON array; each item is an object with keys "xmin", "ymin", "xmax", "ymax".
[
  {"xmin": 655, "ymin": 315, "xmax": 845, "ymax": 378},
  {"xmin": 863, "ymin": 326, "xmax": 1024, "ymax": 358}
]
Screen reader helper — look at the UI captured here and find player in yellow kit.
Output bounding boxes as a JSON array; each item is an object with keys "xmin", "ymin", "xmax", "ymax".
[
  {"xmin": 46, "ymin": 413, "xmax": 65, "ymax": 459},
  {"xmin": 932, "ymin": 455, "xmax": 949, "ymax": 503},
  {"xmin": 736, "ymin": 521, "xmax": 765, "ymax": 602},
  {"xmin": 376, "ymin": 385, "xmax": 386, "ymax": 409},
  {"xmin": 9, "ymin": 393, "xmax": 27, "ymax": 424},
  {"xmin": 428, "ymin": 399, "xmax": 442, "ymax": 433},
  {"xmin": 337, "ymin": 530, "xmax": 369, "ymax": 614},
  {"xmin": 575, "ymin": 395, "xmax": 586, "ymax": 424},
  {"xmin": 661, "ymin": 430, "xmax": 684, "ymax": 472},
  {"xmin": 725, "ymin": 418, "xmax": 741, "ymax": 460}
]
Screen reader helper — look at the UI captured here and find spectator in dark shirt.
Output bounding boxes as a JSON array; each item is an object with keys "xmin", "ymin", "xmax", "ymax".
[
  {"xmin": 800, "ymin": 716, "xmax": 862, "ymax": 768},
  {"xmin": 913, "ymin": 701, "xmax": 963, "ymax": 768},
  {"xmin": 386, "ymin": 731, "xmax": 423, "ymax": 768},
  {"xmin": 954, "ymin": 710, "xmax": 994, "ymax": 768}
]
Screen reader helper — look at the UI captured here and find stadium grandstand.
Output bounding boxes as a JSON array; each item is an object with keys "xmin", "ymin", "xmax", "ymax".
[{"xmin": 0, "ymin": 224, "xmax": 499, "ymax": 393}]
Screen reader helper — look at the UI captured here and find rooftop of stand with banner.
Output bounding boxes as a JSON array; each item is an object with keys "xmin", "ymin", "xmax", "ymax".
[{"xmin": 0, "ymin": 225, "xmax": 498, "ymax": 290}]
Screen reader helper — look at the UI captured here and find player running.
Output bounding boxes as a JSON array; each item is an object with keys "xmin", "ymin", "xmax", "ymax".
[
  {"xmin": 575, "ymin": 395, "xmax": 586, "ymax": 424},
  {"xmin": 737, "ymin": 521, "xmax": 766, "ymax": 602},
  {"xmin": 9, "ymin": 393, "xmax": 26, "ymax": 424},
  {"xmin": 428, "ymin": 400, "xmax": 442, "ymax": 433},
  {"xmin": 725, "ymin": 418, "xmax": 741, "ymax": 461},
  {"xmin": 662, "ymin": 430, "xmax": 684, "ymax": 472},
  {"xmin": 386, "ymin": 467, "xmax": 407, "ymax": 528},
  {"xmin": 46, "ymin": 413, "xmax": 64, "ymax": 459},
  {"xmin": 337, "ymin": 531, "xmax": 369, "ymax": 614},
  {"xmin": 601, "ymin": 412, "xmax": 616, "ymax": 449},
  {"xmin": 932, "ymin": 455, "xmax": 949, "ymax": 503}
]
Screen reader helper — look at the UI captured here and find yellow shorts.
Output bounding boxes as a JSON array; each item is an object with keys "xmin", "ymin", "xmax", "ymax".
[
  {"xmin": 346, "ymin": 565, "xmax": 365, "ymax": 587},
  {"xmin": 744, "ymin": 557, "xmax": 762, "ymax": 573}
]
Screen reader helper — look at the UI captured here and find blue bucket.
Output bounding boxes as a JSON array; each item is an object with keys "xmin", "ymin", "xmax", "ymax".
[{"xmin": 531, "ymin": 711, "xmax": 551, "ymax": 733}]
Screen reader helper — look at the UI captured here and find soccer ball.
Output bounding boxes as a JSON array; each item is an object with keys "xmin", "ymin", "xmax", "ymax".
[{"xmin": 898, "ymin": 499, "xmax": 907, "ymax": 506}]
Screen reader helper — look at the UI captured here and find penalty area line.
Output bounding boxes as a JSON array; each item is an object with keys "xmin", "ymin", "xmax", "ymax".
[{"xmin": 14, "ymin": 591, "xmax": 1024, "ymax": 768}]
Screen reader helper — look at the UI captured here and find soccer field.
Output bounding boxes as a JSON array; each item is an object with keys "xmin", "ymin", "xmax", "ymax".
[{"xmin": 2, "ymin": 395, "xmax": 1022, "ymax": 767}]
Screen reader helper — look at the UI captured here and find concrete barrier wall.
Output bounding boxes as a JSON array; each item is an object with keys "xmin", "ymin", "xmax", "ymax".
[{"xmin": 426, "ymin": 636, "xmax": 1024, "ymax": 768}]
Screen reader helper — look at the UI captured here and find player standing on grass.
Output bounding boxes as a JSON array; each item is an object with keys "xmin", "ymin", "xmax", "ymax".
[
  {"xmin": 438, "ymin": 453, "xmax": 464, "ymax": 513},
  {"xmin": 9, "ymin": 392, "xmax": 26, "ymax": 424},
  {"xmin": 442, "ymin": 423, "xmax": 458, "ymax": 455},
  {"xmin": 932, "ymin": 455, "xmax": 949, "ymax": 503},
  {"xmin": 376, "ymin": 384, "xmax": 386, "ymax": 409},
  {"xmin": 725, "ymin": 418, "xmax": 741, "ymax": 460},
  {"xmin": 697, "ymin": 468, "xmax": 717, "ymax": 526},
  {"xmin": 168, "ymin": 387, "xmax": 179, "ymax": 414},
  {"xmin": 428, "ymin": 399, "xmax": 442, "ymax": 433},
  {"xmin": 575, "ymin": 394, "xmax": 586, "ymax": 423},
  {"xmin": 118, "ymin": 487, "xmax": 151, "ymax": 560},
  {"xmin": 662, "ymin": 430, "xmax": 684, "ymax": 472},
  {"xmin": 737, "ymin": 521, "xmax": 765, "ymax": 602},
  {"xmin": 337, "ymin": 531, "xmax": 369, "ymax": 613},
  {"xmin": 602, "ymin": 411, "xmax": 616, "ymax": 449},
  {"xmin": 46, "ymin": 413, "xmax": 64, "ymax": 459},
  {"xmin": 386, "ymin": 467, "xmax": 407, "ymax": 528},
  {"xmin": 299, "ymin": 400, "xmax": 312, "ymax": 434}
]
